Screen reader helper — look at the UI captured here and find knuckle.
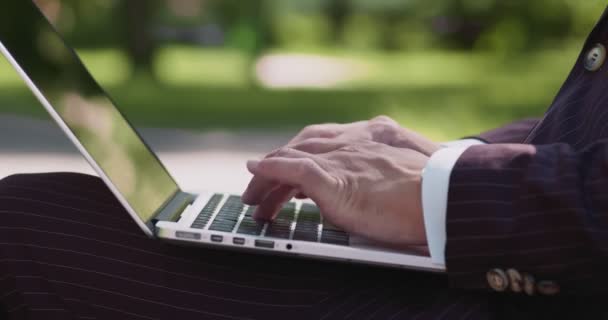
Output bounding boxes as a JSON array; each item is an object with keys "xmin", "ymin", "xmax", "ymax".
[
  {"xmin": 266, "ymin": 148, "xmax": 281, "ymax": 158},
  {"xmin": 372, "ymin": 115, "xmax": 395, "ymax": 124},
  {"xmin": 267, "ymin": 146, "xmax": 293, "ymax": 158},
  {"xmin": 296, "ymin": 158, "xmax": 317, "ymax": 176},
  {"xmin": 368, "ymin": 120, "xmax": 400, "ymax": 143},
  {"xmin": 291, "ymin": 139, "xmax": 315, "ymax": 150},
  {"xmin": 302, "ymin": 158, "xmax": 317, "ymax": 170},
  {"xmin": 338, "ymin": 145, "xmax": 358, "ymax": 153},
  {"xmin": 301, "ymin": 124, "xmax": 336, "ymax": 139},
  {"xmin": 277, "ymin": 147, "xmax": 295, "ymax": 157},
  {"xmin": 256, "ymin": 159, "xmax": 271, "ymax": 172},
  {"xmin": 368, "ymin": 122, "xmax": 388, "ymax": 133},
  {"xmin": 368, "ymin": 121, "xmax": 397, "ymax": 133},
  {"xmin": 302, "ymin": 124, "xmax": 321, "ymax": 134},
  {"xmin": 292, "ymin": 137, "xmax": 329, "ymax": 150}
]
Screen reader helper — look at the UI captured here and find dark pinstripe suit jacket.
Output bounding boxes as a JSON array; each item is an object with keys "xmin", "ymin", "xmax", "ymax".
[{"xmin": 447, "ymin": 11, "xmax": 608, "ymax": 295}]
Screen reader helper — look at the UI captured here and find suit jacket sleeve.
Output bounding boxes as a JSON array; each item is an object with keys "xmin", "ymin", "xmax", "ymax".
[
  {"xmin": 445, "ymin": 139, "xmax": 608, "ymax": 295},
  {"xmin": 470, "ymin": 118, "xmax": 540, "ymax": 144}
]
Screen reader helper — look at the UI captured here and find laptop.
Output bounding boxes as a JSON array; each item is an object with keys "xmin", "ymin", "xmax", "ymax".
[{"xmin": 0, "ymin": 0, "xmax": 440, "ymax": 272}]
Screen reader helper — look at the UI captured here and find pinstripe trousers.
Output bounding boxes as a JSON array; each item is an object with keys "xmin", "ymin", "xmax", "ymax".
[
  {"xmin": 0, "ymin": 172, "xmax": 481, "ymax": 320},
  {"xmin": 0, "ymin": 172, "xmax": 603, "ymax": 319}
]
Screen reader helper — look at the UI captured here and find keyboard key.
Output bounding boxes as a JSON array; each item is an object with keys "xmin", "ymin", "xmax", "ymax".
[
  {"xmin": 265, "ymin": 203, "xmax": 296, "ymax": 239},
  {"xmin": 237, "ymin": 220, "xmax": 265, "ymax": 235},
  {"xmin": 266, "ymin": 230, "xmax": 291, "ymax": 239},
  {"xmin": 322, "ymin": 220, "xmax": 341, "ymax": 231},
  {"xmin": 237, "ymin": 206, "xmax": 265, "ymax": 236},
  {"xmin": 321, "ymin": 229, "xmax": 349, "ymax": 246},
  {"xmin": 209, "ymin": 196, "xmax": 244, "ymax": 232},
  {"xmin": 298, "ymin": 204, "xmax": 321, "ymax": 222},
  {"xmin": 300, "ymin": 203, "xmax": 320, "ymax": 213},
  {"xmin": 293, "ymin": 230, "xmax": 318, "ymax": 242},
  {"xmin": 293, "ymin": 204, "xmax": 321, "ymax": 242},
  {"xmin": 320, "ymin": 213, "xmax": 349, "ymax": 245},
  {"xmin": 191, "ymin": 194, "xmax": 223, "ymax": 229}
]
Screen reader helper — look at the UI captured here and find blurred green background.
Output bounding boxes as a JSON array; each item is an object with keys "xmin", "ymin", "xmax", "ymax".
[{"xmin": 0, "ymin": 0, "xmax": 605, "ymax": 140}]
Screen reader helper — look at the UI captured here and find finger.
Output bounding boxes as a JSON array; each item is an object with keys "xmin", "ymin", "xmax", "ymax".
[
  {"xmin": 243, "ymin": 138, "xmax": 344, "ymax": 205},
  {"xmin": 294, "ymin": 192, "xmax": 308, "ymax": 199},
  {"xmin": 289, "ymin": 123, "xmax": 343, "ymax": 144},
  {"xmin": 246, "ymin": 157, "xmax": 334, "ymax": 203},
  {"xmin": 253, "ymin": 185, "xmax": 297, "ymax": 221},
  {"xmin": 242, "ymin": 176, "xmax": 278, "ymax": 205},
  {"xmin": 289, "ymin": 138, "xmax": 349, "ymax": 154},
  {"xmin": 242, "ymin": 148, "xmax": 316, "ymax": 205},
  {"xmin": 289, "ymin": 119, "xmax": 370, "ymax": 147}
]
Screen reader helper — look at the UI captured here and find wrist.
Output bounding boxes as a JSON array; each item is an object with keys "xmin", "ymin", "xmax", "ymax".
[
  {"xmin": 393, "ymin": 129, "xmax": 440, "ymax": 157},
  {"xmin": 407, "ymin": 157, "xmax": 428, "ymax": 246},
  {"xmin": 415, "ymin": 168, "xmax": 428, "ymax": 246}
]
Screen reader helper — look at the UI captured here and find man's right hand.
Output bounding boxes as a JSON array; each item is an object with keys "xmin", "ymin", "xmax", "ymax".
[
  {"xmin": 241, "ymin": 115, "xmax": 440, "ymax": 221},
  {"xmin": 244, "ymin": 140, "xmax": 430, "ymax": 247}
]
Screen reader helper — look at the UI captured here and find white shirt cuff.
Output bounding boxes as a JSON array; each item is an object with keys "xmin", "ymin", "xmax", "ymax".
[
  {"xmin": 440, "ymin": 138, "xmax": 485, "ymax": 149},
  {"xmin": 422, "ymin": 140, "xmax": 485, "ymax": 267}
]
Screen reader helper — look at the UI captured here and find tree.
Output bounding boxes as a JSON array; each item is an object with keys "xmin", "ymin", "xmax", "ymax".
[
  {"xmin": 212, "ymin": 0, "xmax": 275, "ymax": 86},
  {"xmin": 325, "ymin": 0, "xmax": 352, "ymax": 44},
  {"xmin": 118, "ymin": 0, "xmax": 162, "ymax": 76}
]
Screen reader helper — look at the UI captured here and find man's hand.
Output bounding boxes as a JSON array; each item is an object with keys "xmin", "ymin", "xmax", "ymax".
[
  {"xmin": 287, "ymin": 115, "xmax": 440, "ymax": 157},
  {"xmin": 243, "ymin": 140, "xmax": 429, "ymax": 247},
  {"xmin": 242, "ymin": 116, "xmax": 439, "ymax": 226}
]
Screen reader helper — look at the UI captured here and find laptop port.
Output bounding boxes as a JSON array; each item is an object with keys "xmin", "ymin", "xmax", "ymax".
[
  {"xmin": 254, "ymin": 240, "xmax": 275, "ymax": 249},
  {"xmin": 175, "ymin": 231, "xmax": 201, "ymax": 240},
  {"xmin": 211, "ymin": 235, "xmax": 223, "ymax": 243},
  {"xmin": 233, "ymin": 237, "xmax": 245, "ymax": 245}
]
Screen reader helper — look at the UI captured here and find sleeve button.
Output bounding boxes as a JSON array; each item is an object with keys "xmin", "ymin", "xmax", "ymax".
[
  {"xmin": 584, "ymin": 43, "xmax": 606, "ymax": 71},
  {"xmin": 523, "ymin": 273, "xmax": 536, "ymax": 296},
  {"xmin": 506, "ymin": 268, "xmax": 523, "ymax": 293},
  {"xmin": 487, "ymin": 268, "xmax": 509, "ymax": 292}
]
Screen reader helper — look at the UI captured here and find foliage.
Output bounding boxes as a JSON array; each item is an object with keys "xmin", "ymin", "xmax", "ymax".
[
  {"xmin": 0, "ymin": 45, "xmax": 580, "ymax": 140},
  {"xmin": 29, "ymin": 0, "xmax": 608, "ymax": 54},
  {"xmin": 1, "ymin": 0, "xmax": 604, "ymax": 137}
]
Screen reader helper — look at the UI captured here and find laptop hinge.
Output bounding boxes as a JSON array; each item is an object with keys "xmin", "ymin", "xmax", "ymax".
[{"xmin": 152, "ymin": 191, "xmax": 195, "ymax": 224}]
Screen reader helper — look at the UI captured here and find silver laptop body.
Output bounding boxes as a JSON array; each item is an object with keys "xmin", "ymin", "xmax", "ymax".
[{"xmin": 0, "ymin": 0, "xmax": 440, "ymax": 272}]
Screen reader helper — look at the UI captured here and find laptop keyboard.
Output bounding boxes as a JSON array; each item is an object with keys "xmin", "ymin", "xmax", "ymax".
[{"xmin": 190, "ymin": 194, "xmax": 349, "ymax": 246}]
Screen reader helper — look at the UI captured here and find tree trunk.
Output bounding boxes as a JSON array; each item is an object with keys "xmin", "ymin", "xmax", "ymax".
[
  {"xmin": 326, "ymin": 0, "xmax": 351, "ymax": 45},
  {"xmin": 120, "ymin": 0, "xmax": 159, "ymax": 77}
]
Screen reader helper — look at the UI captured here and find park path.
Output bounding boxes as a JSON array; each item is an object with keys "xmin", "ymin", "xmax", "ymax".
[{"xmin": 0, "ymin": 114, "xmax": 297, "ymax": 194}]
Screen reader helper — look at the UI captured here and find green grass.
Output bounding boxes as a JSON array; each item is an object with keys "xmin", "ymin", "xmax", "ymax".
[{"xmin": 0, "ymin": 45, "xmax": 582, "ymax": 140}]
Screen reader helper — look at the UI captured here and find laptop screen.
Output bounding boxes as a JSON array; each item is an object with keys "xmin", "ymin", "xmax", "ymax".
[{"xmin": 0, "ymin": 1, "xmax": 180, "ymax": 223}]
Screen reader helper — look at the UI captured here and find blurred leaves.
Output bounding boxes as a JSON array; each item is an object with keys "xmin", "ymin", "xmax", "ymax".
[
  {"xmin": 1, "ymin": 0, "xmax": 606, "ymax": 138},
  {"xmin": 30, "ymin": 0, "xmax": 606, "ymax": 56}
]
